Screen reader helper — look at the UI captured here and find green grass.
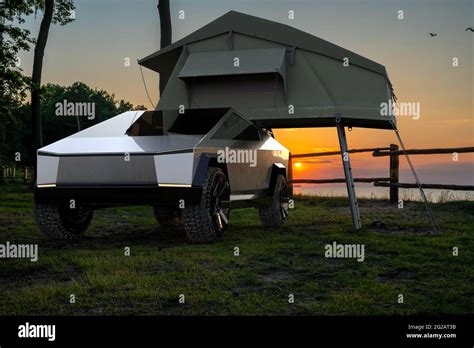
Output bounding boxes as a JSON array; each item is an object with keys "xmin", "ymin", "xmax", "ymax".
[{"xmin": 0, "ymin": 184, "xmax": 473, "ymax": 315}]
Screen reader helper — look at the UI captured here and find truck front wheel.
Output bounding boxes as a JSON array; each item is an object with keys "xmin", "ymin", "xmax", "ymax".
[
  {"xmin": 258, "ymin": 174, "xmax": 289, "ymax": 227},
  {"xmin": 34, "ymin": 203, "xmax": 93, "ymax": 239},
  {"xmin": 182, "ymin": 167, "xmax": 230, "ymax": 243}
]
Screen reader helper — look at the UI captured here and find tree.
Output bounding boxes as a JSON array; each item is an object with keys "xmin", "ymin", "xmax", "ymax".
[
  {"xmin": 30, "ymin": 0, "xmax": 75, "ymax": 174},
  {"xmin": 5, "ymin": 82, "xmax": 146, "ymax": 167},
  {"xmin": 0, "ymin": 1, "xmax": 35, "ymax": 112},
  {"xmin": 157, "ymin": 0, "xmax": 171, "ymax": 96},
  {"xmin": 40, "ymin": 82, "xmax": 146, "ymax": 145},
  {"xmin": 0, "ymin": 0, "xmax": 36, "ymax": 179},
  {"xmin": 157, "ymin": 0, "xmax": 171, "ymax": 49},
  {"xmin": 31, "ymin": 0, "xmax": 54, "ymax": 151},
  {"xmin": 1, "ymin": 1, "xmax": 144, "ymax": 172}
]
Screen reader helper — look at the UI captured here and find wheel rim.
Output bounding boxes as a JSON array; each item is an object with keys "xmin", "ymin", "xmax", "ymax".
[
  {"xmin": 279, "ymin": 179, "xmax": 289, "ymax": 219},
  {"xmin": 210, "ymin": 172, "xmax": 230, "ymax": 233}
]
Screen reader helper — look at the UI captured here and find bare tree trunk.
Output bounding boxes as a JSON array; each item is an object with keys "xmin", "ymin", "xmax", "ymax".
[
  {"xmin": 157, "ymin": 0, "xmax": 171, "ymax": 49},
  {"xmin": 157, "ymin": 0, "xmax": 172, "ymax": 98},
  {"xmin": 31, "ymin": 0, "xmax": 54, "ymax": 178}
]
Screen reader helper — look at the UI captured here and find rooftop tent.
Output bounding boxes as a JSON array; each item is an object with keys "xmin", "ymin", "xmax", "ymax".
[{"xmin": 138, "ymin": 10, "xmax": 396, "ymax": 130}]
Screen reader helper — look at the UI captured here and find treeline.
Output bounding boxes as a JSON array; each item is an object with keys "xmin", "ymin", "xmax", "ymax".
[
  {"xmin": 1, "ymin": 82, "xmax": 146, "ymax": 166},
  {"xmin": 0, "ymin": 1, "xmax": 150, "ymax": 171}
]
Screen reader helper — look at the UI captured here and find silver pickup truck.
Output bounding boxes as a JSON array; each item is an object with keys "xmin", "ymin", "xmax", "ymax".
[{"xmin": 34, "ymin": 108, "xmax": 290, "ymax": 243}]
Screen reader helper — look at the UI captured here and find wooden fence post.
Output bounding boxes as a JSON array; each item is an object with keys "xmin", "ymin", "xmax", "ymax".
[
  {"xmin": 288, "ymin": 153, "xmax": 293, "ymax": 197},
  {"xmin": 389, "ymin": 144, "xmax": 399, "ymax": 203}
]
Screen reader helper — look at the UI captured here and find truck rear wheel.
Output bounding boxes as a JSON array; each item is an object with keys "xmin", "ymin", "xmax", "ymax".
[
  {"xmin": 259, "ymin": 174, "xmax": 289, "ymax": 227},
  {"xmin": 182, "ymin": 167, "xmax": 230, "ymax": 243},
  {"xmin": 153, "ymin": 206, "xmax": 183, "ymax": 227},
  {"xmin": 34, "ymin": 203, "xmax": 93, "ymax": 239}
]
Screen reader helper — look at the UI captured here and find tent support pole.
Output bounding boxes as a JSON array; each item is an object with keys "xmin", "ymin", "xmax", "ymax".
[{"xmin": 336, "ymin": 121, "xmax": 362, "ymax": 230}]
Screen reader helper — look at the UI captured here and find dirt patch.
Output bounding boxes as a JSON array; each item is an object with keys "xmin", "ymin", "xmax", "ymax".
[
  {"xmin": 377, "ymin": 270, "xmax": 416, "ymax": 283},
  {"xmin": 369, "ymin": 224, "xmax": 434, "ymax": 234},
  {"xmin": 0, "ymin": 263, "xmax": 81, "ymax": 284},
  {"xmin": 260, "ymin": 271, "xmax": 292, "ymax": 283}
]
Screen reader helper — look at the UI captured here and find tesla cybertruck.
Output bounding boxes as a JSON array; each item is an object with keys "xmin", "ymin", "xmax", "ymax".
[
  {"xmin": 34, "ymin": 108, "xmax": 290, "ymax": 243},
  {"xmin": 34, "ymin": 11, "xmax": 396, "ymax": 241}
]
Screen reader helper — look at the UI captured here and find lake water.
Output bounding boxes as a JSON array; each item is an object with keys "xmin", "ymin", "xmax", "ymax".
[{"xmin": 292, "ymin": 184, "xmax": 474, "ymax": 203}]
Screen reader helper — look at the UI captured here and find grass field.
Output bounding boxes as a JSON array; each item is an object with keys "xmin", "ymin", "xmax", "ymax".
[{"xmin": 0, "ymin": 184, "xmax": 473, "ymax": 315}]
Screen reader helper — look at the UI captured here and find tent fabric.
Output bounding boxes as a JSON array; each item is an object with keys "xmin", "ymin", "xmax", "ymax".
[
  {"xmin": 178, "ymin": 48, "xmax": 286, "ymax": 78},
  {"xmin": 139, "ymin": 11, "xmax": 385, "ymax": 76},
  {"xmin": 178, "ymin": 48, "xmax": 288, "ymax": 98},
  {"xmin": 138, "ymin": 11, "xmax": 396, "ymax": 130}
]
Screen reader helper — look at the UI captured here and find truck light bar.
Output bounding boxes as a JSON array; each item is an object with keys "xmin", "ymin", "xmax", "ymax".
[{"xmin": 158, "ymin": 183, "xmax": 192, "ymax": 188}]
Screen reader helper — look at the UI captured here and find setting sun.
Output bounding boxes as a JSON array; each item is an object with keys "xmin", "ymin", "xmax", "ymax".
[{"xmin": 294, "ymin": 162, "xmax": 302, "ymax": 168}]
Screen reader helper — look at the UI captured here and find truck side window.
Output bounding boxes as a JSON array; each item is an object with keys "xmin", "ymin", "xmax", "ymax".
[
  {"xmin": 211, "ymin": 113, "xmax": 260, "ymax": 141},
  {"xmin": 126, "ymin": 111, "xmax": 164, "ymax": 136}
]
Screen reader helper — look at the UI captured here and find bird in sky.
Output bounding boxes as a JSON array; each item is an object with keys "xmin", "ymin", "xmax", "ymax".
[
  {"xmin": 466, "ymin": 27, "xmax": 474, "ymax": 32},
  {"xmin": 429, "ymin": 33, "xmax": 438, "ymax": 37}
]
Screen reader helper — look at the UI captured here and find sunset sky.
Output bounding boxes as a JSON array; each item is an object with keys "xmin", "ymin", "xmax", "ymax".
[{"xmin": 17, "ymin": 0, "xmax": 473, "ymax": 185}]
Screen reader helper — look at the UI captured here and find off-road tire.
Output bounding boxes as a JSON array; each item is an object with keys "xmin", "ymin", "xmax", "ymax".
[
  {"xmin": 182, "ymin": 167, "xmax": 230, "ymax": 243},
  {"xmin": 34, "ymin": 203, "xmax": 93, "ymax": 239},
  {"xmin": 153, "ymin": 206, "xmax": 183, "ymax": 227},
  {"xmin": 259, "ymin": 174, "xmax": 289, "ymax": 227}
]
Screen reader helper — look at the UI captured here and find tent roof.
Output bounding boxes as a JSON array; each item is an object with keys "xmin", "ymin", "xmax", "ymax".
[{"xmin": 138, "ymin": 10, "xmax": 386, "ymax": 76}]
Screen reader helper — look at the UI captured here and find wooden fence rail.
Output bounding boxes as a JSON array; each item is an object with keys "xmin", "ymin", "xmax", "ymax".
[
  {"xmin": 372, "ymin": 146, "xmax": 474, "ymax": 157},
  {"xmin": 288, "ymin": 145, "xmax": 474, "ymax": 202},
  {"xmin": 290, "ymin": 177, "xmax": 389, "ymax": 184},
  {"xmin": 374, "ymin": 182, "xmax": 474, "ymax": 191},
  {"xmin": 1, "ymin": 166, "xmax": 34, "ymax": 184},
  {"xmin": 291, "ymin": 147, "xmax": 391, "ymax": 159}
]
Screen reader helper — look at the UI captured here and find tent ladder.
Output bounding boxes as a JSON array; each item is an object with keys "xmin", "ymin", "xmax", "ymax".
[{"xmin": 336, "ymin": 119, "xmax": 362, "ymax": 230}]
